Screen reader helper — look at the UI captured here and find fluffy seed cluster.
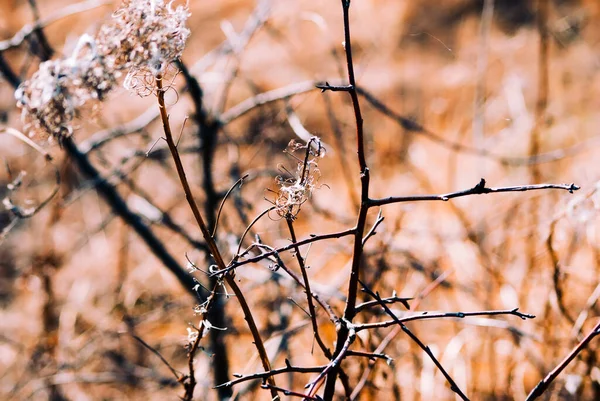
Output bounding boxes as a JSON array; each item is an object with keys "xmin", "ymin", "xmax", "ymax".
[
  {"xmin": 15, "ymin": 0, "xmax": 190, "ymax": 141},
  {"xmin": 274, "ymin": 138, "xmax": 325, "ymax": 219}
]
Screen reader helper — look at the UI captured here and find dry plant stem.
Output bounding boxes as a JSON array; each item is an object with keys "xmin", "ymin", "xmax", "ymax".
[
  {"xmin": 130, "ymin": 334, "xmax": 181, "ymax": 382},
  {"xmin": 0, "ymin": 0, "xmax": 110, "ymax": 52},
  {"xmin": 323, "ymin": 2, "xmax": 369, "ymax": 399},
  {"xmin": 217, "ymin": 227, "xmax": 356, "ymax": 273},
  {"xmin": 27, "ymin": 0, "xmax": 54, "ymax": 60},
  {"xmin": 213, "ymin": 174, "xmax": 248, "ymax": 237},
  {"xmin": 286, "ymin": 218, "xmax": 332, "ymax": 358},
  {"xmin": 359, "ymin": 280, "xmax": 470, "ymax": 401},
  {"xmin": 369, "ymin": 179, "xmax": 578, "ymax": 207},
  {"xmin": 351, "ymin": 271, "xmax": 453, "ymax": 400},
  {"xmin": 526, "ymin": 320, "xmax": 600, "ymax": 400},
  {"xmin": 355, "ymin": 308, "xmax": 534, "ymax": 331},
  {"xmin": 215, "ymin": 363, "xmax": 326, "ymax": 389},
  {"xmin": 355, "ymin": 295, "xmax": 411, "ymax": 313},
  {"xmin": 323, "ymin": 93, "xmax": 360, "ymax": 209},
  {"xmin": 182, "ymin": 327, "xmax": 202, "ymax": 401},
  {"xmin": 171, "ymin": 59, "xmax": 234, "ymax": 397},
  {"xmin": 261, "ymin": 383, "xmax": 321, "ymax": 400},
  {"xmin": 155, "ymin": 76, "xmax": 277, "ymax": 399},
  {"xmin": 183, "ymin": 282, "xmax": 220, "ymax": 400},
  {"xmin": 232, "ymin": 206, "xmax": 276, "ymax": 263},
  {"xmin": 61, "ymin": 136, "xmax": 200, "ymax": 299},
  {"xmin": 1, "ymin": 128, "xmax": 60, "ymax": 221}
]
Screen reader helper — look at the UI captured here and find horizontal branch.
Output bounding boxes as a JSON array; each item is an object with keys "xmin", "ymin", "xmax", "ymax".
[
  {"xmin": 355, "ymin": 308, "xmax": 535, "ymax": 332},
  {"xmin": 261, "ymin": 383, "xmax": 321, "ymax": 400},
  {"xmin": 211, "ymin": 227, "xmax": 356, "ymax": 275},
  {"xmin": 368, "ymin": 178, "xmax": 579, "ymax": 207},
  {"xmin": 316, "ymin": 82, "xmax": 353, "ymax": 92},
  {"xmin": 359, "ymin": 280, "xmax": 470, "ymax": 401},
  {"xmin": 355, "ymin": 295, "xmax": 412, "ymax": 313},
  {"xmin": 214, "ymin": 362, "xmax": 325, "ymax": 389},
  {"xmin": 0, "ymin": 0, "xmax": 110, "ymax": 51},
  {"xmin": 346, "ymin": 350, "xmax": 393, "ymax": 364},
  {"xmin": 220, "ymin": 81, "xmax": 318, "ymax": 124}
]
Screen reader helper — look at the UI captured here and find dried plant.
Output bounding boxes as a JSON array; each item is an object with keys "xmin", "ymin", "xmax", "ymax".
[
  {"xmin": 2, "ymin": 1, "xmax": 600, "ymax": 401},
  {"xmin": 15, "ymin": 0, "xmax": 189, "ymax": 141}
]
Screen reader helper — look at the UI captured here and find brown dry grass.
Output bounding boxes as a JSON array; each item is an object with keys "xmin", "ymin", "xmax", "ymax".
[{"xmin": 1, "ymin": 0, "xmax": 600, "ymax": 400}]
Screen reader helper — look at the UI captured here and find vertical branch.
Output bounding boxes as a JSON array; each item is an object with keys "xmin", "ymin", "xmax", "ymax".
[
  {"xmin": 0, "ymin": 51, "xmax": 21, "ymax": 88},
  {"xmin": 177, "ymin": 59, "xmax": 233, "ymax": 399},
  {"xmin": 27, "ymin": 0, "xmax": 54, "ymax": 61},
  {"xmin": 155, "ymin": 76, "xmax": 278, "ymax": 400},
  {"xmin": 323, "ymin": 1, "xmax": 370, "ymax": 399},
  {"xmin": 286, "ymin": 218, "xmax": 332, "ymax": 358}
]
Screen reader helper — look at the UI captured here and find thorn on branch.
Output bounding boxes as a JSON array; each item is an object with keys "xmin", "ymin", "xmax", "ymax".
[{"xmin": 316, "ymin": 81, "xmax": 353, "ymax": 92}]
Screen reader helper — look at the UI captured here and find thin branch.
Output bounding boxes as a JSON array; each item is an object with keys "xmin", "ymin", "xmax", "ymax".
[
  {"xmin": 362, "ymin": 209, "xmax": 384, "ymax": 246},
  {"xmin": 262, "ymin": 383, "xmax": 323, "ymax": 400},
  {"xmin": 214, "ymin": 227, "xmax": 356, "ymax": 275},
  {"xmin": 323, "ymin": 1, "xmax": 370, "ymax": 398},
  {"xmin": 359, "ymin": 280, "xmax": 470, "ymax": 401},
  {"xmin": 350, "ymin": 270, "xmax": 453, "ymax": 400},
  {"xmin": 526, "ymin": 320, "xmax": 600, "ymax": 400},
  {"xmin": 231, "ymin": 206, "xmax": 276, "ymax": 263},
  {"xmin": 286, "ymin": 218, "xmax": 332, "ymax": 359},
  {"xmin": 356, "ymin": 85, "xmax": 600, "ymax": 166},
  {"xmin": 156, "ymin": 76, "xmax": 277, "ymax": 399},
  {"xmin": 129, "ymin": 334, "xmax": 181, "ymax": 381},
  {"xmin": 316, "ymin": 82, "xmax": 353, "ymax": 92},
  {"xmin": 355, "ymin": 295, "xmax": 411, "ymax": 313},
  {"xmin": 355, "ymin": 308, "xmax": 535, "ymax": 332},
  {"xmin": 212, "ymin": 174, "xmax": 249, "ymax": 237},
  {"xmin": 61, "ymin": 135, "xmax": 202, "ymax": 300},
  {"xmin": 0, "ymin": 0, "xmax": 111, "ymax": 51},
  {"xmin": 1, "ymin": 128, "xmax": 60, "ymax": 220},
  {"xmin": 220, "ymin": 80, "xmax": 330, "ymax": 124},
  {"xmin": 215, "ymin": 362, "xmax": 326, "ymax": 389},
  {"xmin": 346, "ymin": 350, "xmax": 393, "ymax": 364},
  {"xmin": 368, "ymin": 178, "xmax": 579, "ymax": 207},
  {"xmin": 182, "ymin": 326, "xmax": 202, "ymax": 401},
  {"xmin": 307, "ymin": 320, "xmax": 356, "ymax": 397}
]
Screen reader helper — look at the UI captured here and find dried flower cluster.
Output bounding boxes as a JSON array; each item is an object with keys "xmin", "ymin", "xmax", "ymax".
[
  {"xmin": 15, "ymin": 0, "xmax": 190, "ymax": 140},
  {"xmin": 273, "ymin": 138, "xmax": 325, "ymax": 219}
]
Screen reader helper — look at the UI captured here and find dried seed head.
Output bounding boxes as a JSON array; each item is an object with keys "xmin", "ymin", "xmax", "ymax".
[
  {"xmin": 273, "ymin": 137, "xmax": 326, "ymax": 219},
  {"xmin": 15, "ymin": 0, "xmax": 190, "ymax": 140},
  {"xmin": 99, "ymin": 0, "xmax": 190, "ymax": 95}
]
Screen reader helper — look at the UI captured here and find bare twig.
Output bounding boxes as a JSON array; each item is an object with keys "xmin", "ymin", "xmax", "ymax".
[
  {"xmin": 368, "ymin": 178, "xmax": 579, "ymax": 207},
  {"xmin": 156, "ymin": 75, "xmax": 278, "ymax": 399},
  {"xmin": 526, "ymin": 320, "xmax": 600, "ymax": 400},
  {"xmin": 286, "ymin": 218, "xmax": 332, "ymax": 358},
  {"xmin": 355, "ymin": 308, "xmax": 535, "ymax": 331},
  {"xmin": 129, "ymin": 334, "xmax": 181, "ymax": 381},
  {"xmin": 0, "ymin": 0, "xmax": 111, "ymax": 52},
  {"xmin": 213, "ymin": 173, "xmax": 249, "ymax": 237},
  {"xmin": 359, "ymin": 280, "xmax": 470, "ymax": 401},
  {"xmin": 215, "ymin": 361, "xmax": 325, "ymax": 389}
]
